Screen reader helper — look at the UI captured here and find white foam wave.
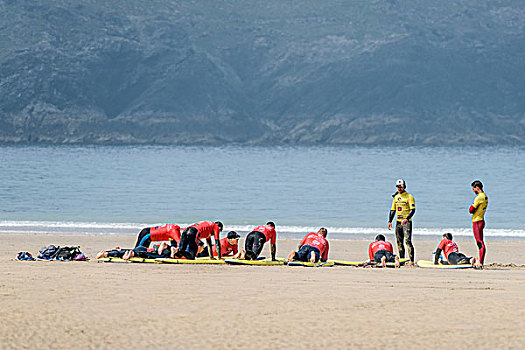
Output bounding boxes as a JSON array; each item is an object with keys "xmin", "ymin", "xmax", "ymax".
[{"xmin": 1, "ymin": 221, "xmax": 524, "ymax": 238}]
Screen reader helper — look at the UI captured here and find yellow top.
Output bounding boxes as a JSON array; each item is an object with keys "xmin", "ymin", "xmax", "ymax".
[
  {"xmin": 391, "ymin": 191, "xmax": 416, "ymax": 222},
  {"xmin": 472, "ymin": 192, "xmax": 488, "ymax": 222}
]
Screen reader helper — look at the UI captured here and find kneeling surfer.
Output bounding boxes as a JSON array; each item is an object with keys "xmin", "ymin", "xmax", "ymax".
[
  {"xmin": 134, "ymin": 223, "xmax": 181, "ymax": 248},
  {"xmin": 240, "ymin": 222, "xmax": 277, "ymax": 261},
  {"xmin": 176, "ymin": 220, "xmax": 223, "ymax": 260}
]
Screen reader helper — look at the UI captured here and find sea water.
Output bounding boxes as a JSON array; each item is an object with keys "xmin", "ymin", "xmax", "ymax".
[{"xmin": 0, "ymin": 145, "xmax": 523, "ymax": 240}]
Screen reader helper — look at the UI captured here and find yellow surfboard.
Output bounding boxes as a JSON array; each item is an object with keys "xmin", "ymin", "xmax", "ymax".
[
  {"xmin": 224, "ymin": 258, "xmax": 286, "ymax": 266},
  {"xmin": 287, "ymin": 260, "xmax": 335, "ymax": 267},
  {"xmin": 417, "ymin": 260, "xmax": 473, "ymax": 269},
  {"xmin": 97, "ymin": 257, "xmax": 160, "ymax": 263},
  {"xmin": 333, "ymin": 258, "xmax": 410, "ymax": 267},
  {"xmin": 156, "ymin": 258, "xmax": 226, "ymax": 264}
]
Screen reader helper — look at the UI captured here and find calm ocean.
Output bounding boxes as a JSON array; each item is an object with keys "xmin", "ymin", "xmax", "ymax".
[{"xmin": 1, "ymin": 145, "xmax": 523, "ymax": 239}]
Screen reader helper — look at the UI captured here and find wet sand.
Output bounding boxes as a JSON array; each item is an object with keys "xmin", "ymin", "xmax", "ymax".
[{"xmin": 1, "ymin": 233, "xmax": 524, "ymax": 349}]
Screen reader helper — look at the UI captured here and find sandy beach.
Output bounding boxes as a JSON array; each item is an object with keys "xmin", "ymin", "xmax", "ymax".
[{"xmin": 1, "ymin": 233, "xmax": 524, "ymax": 349}]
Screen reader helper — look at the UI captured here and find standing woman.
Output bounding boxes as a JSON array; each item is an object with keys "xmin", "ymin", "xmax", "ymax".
[{"xmin": 469, "ymin": 180, "xmax": 488, "ymax": 267}]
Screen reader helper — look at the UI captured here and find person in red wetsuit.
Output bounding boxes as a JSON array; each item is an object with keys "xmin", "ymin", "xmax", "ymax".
[
  {"xmin": 434, "ymin": 233, "xmax": 477, "ymax": 266},
  {"xmin": 176, "ymin": 220, "xmax": 223, "ymax": 260},
  {"xmin": 368, "ymin": 234, "xmax": 400, "ymax": 268},
  {"xmin": 197, "ymin": 231, "xmax": 241, "ymax": 258},
  {"xmin": 134, "ymin": 224, "xmax": 181, "ymax": 248},
  {"xmin": 240, "ymin": 222, "xmax": 277, "ymax": 260},
  {"xmin": 286, "ymin": 228, "xmax": 329, "ymax": 263}
]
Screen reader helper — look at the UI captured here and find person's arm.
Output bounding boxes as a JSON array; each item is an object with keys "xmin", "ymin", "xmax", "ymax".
[
  {"xmin": 368, "ymin": 243, "xmax": 374, "ymax": 261},
  {"xmin": 206, "ymin": 238, "xmax": 214, "ymax": 259},
  {"xmin": 469, "ymin": 198, "xmax": 477, "ymax": 214},
  {"xmin": 434, "ymin": 248, "xmax": 442, "ymax": 264},
  {"xmin": 271, "ymin": 230, "xmax": 277, "ymax": 260},
  {"xmin": 214, "ymin": 226, "xmax": 221, "ymax": 259},
  {"xmin": 215, "ymin": 237, "xmax": 222, "ymax": 259},
  {"xmin": 388, "ymin": 210, "xmax": 395, "ymax": 229},
  {"xmin": 402, "ymin": 209, "xmax": 416, "ymax": 225},
  {"xmin": 321, "ymin": 244, "xmax": 329, "ymax": 262}
]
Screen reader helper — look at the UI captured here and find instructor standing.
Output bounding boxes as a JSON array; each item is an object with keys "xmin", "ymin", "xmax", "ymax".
[
  {"xmin": 387, "ymin": 179, "xmax": 416, "ymax": 263},
  {"xmin": 469, "ymin": 180, "xmax": 487, "ymax": 267}
]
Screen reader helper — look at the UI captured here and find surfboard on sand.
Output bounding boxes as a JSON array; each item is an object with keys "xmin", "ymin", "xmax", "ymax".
[
  {"xmin": 417, "ymin": 260, "xmax": 473, "ymax": 269},
  {"xmin": 156, "ymin": 257, "xmax": 226, "ymax": 264},
  {"xmin": 97, "ymin": 257, "xmax": 160, "ymax": 263},
  {"xmin": 287, "ymin": 260, "xmax": 335, "ymax": 267},
  {"xmin": 224, "ymin": 258, "xmax": 286, "ymax": 266},
  {"xmin": 333, "ymin": 258, "xmax": 410, "ymax": 267}
]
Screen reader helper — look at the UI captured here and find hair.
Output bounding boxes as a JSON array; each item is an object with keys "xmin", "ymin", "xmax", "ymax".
[
  {"xmin": 443, "ymin": 233, "xmax": 453, "ymax": 240},
  {"xmin": 375, "ymin": 234, "xmax": 386, "ymax": 241},
  {"xmin": 215, "ymin": 221, "xmax": 223, "ymax": 230},
  {"xmin": 266, "ymin": 221, "xmax": 275, "ymax": 228},
  {"xmin": 318, "ymin": 227, "xmax": 328, "ymax": 237},
  {"xmin": 471, "ymin": 180, "xmax": 483, "ymax": 190},
  {"xmin": 227, "ymin": 231, "xmax": 239, "ymax": 239}
]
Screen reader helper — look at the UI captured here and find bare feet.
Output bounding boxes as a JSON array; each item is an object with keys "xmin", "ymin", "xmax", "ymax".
[
  {"xmin": 471, "ymin": 257, "xmax": 477, "ymax": 267},
  {"xmin": 287, "ymin": 250, "xmax": 296, "ymax": 262},
  {"xmin": 381, "ymin": 256, "xmax": 387, "ymax": 268},
  {"xmin": 122, "ymin": 250, "xmax": 133, "ymax": 260},
  {"xmin": 394, "ymin": 256, "xmax": 400, "ymax": 268},
  {"xmin": 309, "ymin": 251, "xmax": 316, "ymax": 263},
  {"xmin": 170, "ymin": 247, "xmax": 178, "ymax": 258},
  {"xmin": 96, "ymin": 250, "xmax": 107, "ymax": 259},
  {"xmin": 239, "ymin": 250, "xmax": 246, "ymax": 260}
]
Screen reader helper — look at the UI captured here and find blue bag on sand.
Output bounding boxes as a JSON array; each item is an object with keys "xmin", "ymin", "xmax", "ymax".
[{"xmin": 16, "ymin": 252, "xmax": 36, "ymax": 261}]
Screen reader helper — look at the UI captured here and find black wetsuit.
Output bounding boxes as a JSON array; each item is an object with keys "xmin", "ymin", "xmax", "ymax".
[
  {"xmin": 244, "ymin": 231, "xmax": 266, "ymax": 260},
  {"xmin": 176, "ymin": 227, "xmax": 199, "ymax": 259},
  {"xmin": 373, "ymin": 250, "xmax": 396, "ymax": 263},
  {"xmin": 294, "ymin": 245, "xmax": 321, "ymax": 262}
]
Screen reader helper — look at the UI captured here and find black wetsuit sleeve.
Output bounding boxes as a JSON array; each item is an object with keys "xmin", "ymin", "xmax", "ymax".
[
  {"xmin": 271, "ymin": 244, "xmax": 276, "ymax": 261},
  {"xmin": 389, "ymin": 210, "xmax": 396, "ymax": 223},
  {"xmin": 434, "ymin": 248, "xmax": 442, "ymax": 264},
  {"xmin": 406, "ymin": 209, "xmax": 416, "ymax": 221}
]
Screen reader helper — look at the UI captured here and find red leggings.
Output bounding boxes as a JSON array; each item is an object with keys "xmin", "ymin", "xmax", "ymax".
[{"xmin": 473, "ymin": 220, "xmax": 486, "ymax": 265}]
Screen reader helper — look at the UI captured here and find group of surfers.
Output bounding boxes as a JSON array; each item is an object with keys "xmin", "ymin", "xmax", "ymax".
[{"xmin": 96, "ymin": 179, "xmax": 488, "ymax": 268}]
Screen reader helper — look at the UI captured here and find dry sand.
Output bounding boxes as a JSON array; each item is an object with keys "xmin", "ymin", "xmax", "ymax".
[{"xmin": 1, "ymin": 233, "xmax": 524, "ymax": 349}]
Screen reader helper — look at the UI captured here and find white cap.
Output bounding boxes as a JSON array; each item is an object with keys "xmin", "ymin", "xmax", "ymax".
[{"xmin": 395, "ymin": 179, "xmax": 406, "ymax": 187}]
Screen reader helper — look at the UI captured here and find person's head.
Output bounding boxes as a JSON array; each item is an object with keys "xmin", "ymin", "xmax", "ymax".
[
  {"xmin": 317, "ymin": 227, "xmax": 328, "ymax": 237},
  {"xmin": 395, "ymin": 178, "xmax": 406, "ymax": 192},
  {"xmin": 227, "ymin": 231, "xmax": 240, "ymax": 245},
  {"xmin": 375, "ymin": 234, "xmax": 386, "ymax": 242},
  {"xmin": 215, "ymin": 221, "xmax": 224, "ymax": 232},
  {"xmin": 471, "ymin": 180, "xmax": 483, "ymax": 194},
  {"xmin": 266, "ymin": 221, "xmax": 275, "ymax": 228},
  {"xmin": 443, "ymin": 233, "xmax": 453, "ymax": 240}
]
